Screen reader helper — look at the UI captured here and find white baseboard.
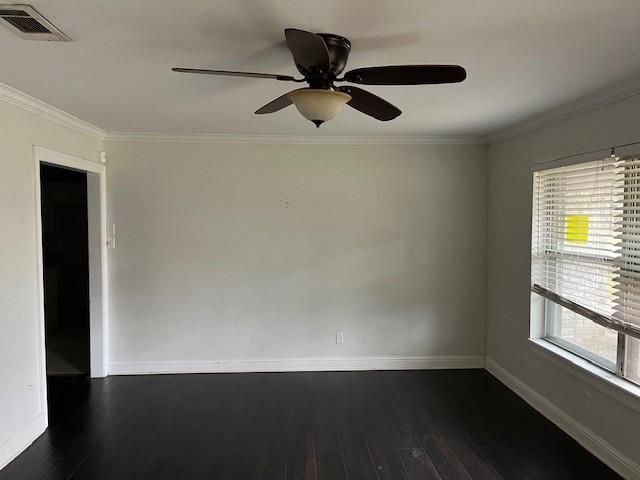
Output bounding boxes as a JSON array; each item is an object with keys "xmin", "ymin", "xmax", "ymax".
[
  {"xmin": 485, "ymin": 358, "xmax": 640, "ymax": 480},
  {"xmin": 0, "ymin": 413, "xmax": 46, "ymax": 471},
  {"xmin": 109, "ymin": 354, "xmax": 485, "ymax": 375}
]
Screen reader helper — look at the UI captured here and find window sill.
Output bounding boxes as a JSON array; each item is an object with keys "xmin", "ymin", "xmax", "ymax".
[{"xmin": 528, "ymin": 338, "xmax": 640, "ymax": 413}]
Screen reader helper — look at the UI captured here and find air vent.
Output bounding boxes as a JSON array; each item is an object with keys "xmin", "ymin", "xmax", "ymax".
[{"xmin": 0, "ymin": 5, "xmax": 70, "ymax": 41}]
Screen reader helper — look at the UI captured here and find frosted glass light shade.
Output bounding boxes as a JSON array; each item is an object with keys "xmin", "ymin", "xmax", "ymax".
[{"xmin": 287, "ymin": 89, "xmax": 351, "ymax": 127}]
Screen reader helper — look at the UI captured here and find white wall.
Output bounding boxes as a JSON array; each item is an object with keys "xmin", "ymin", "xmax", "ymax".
[
  {"xmin": 104, "ymin": 141, "xmax": 487, "ymax": 372},
  {"xmin": 0, "ymin": 98, "xmax": 102, "ymax": 468},
  {"xmin": 487, "ymin": 94, "xmax": 640, "ymax": 473},
  {"xmin": 5, "ymin": 76, "xmax": 639, "ymax": 475}
]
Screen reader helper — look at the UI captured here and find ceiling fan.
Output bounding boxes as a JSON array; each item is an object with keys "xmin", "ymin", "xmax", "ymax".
[{"xmin": 172, "ymin": 28, "xmax": 466, "ymax": 127}]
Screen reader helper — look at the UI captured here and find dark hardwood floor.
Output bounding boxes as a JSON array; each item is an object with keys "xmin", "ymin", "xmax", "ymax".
[{"xmin": 1, "ymin": 370, "xmax": 620, "ymax": 479}]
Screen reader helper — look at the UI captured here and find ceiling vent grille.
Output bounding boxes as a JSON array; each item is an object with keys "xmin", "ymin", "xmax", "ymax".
[{"xmin": 0, "ymin": 5, "xmax": 70, "ymax": 41}]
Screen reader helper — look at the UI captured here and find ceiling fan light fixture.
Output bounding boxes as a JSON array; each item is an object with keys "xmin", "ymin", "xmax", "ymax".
[{"xmin": 287, "ymin": 88, "xmax": 351, "ymax": 127}]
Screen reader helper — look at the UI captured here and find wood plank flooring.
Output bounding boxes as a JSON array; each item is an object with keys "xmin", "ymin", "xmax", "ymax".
[{"xmin": 0, "ymin": 370, "xmax": 620, "ymax": 479}]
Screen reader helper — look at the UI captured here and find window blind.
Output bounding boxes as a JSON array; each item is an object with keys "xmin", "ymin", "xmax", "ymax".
[
  {"xmin": 615, "ymin": 156, "xmax": 640, "ymax": 332},
  {"xmin": 532, "ymin": 156, "xmax": 640, "ymax": 340}
]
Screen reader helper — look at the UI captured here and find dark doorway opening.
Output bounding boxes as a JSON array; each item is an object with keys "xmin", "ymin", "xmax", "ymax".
[{"xmin": 40, "ymin": 163, "xmax": 90, "ymax": 378}]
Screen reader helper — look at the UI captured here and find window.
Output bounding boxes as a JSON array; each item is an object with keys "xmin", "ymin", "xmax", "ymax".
[{"xmin": 531, "ymin": 155, "xmax": 640, "ymax": 385}]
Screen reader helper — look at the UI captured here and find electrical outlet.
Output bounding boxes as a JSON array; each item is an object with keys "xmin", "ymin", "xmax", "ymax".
[{"xmin": 336, "ymin": 331, "xmax": 344, "ymax": 344}]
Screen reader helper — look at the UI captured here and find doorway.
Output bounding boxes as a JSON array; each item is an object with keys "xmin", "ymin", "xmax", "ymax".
[
  {"xmin": 40, "ymin": 163, "xmax": 90, "ymax": 376},
  {"xmin": 35, "ymin": 147, "xmax": 108, "ymax": 424},
  {"xmin": 34, "ymin": 147, "xmax": 108, "ymax": 410}
]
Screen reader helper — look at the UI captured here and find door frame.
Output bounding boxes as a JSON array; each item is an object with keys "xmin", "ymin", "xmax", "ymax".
[{"xmin": 33, "ymin": 146, "xmax": 109, "ymax": 402}]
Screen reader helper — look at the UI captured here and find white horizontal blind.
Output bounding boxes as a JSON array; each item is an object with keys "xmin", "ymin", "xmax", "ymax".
[
  {"xmin": 532, "ymin": 155, "xmax": 640, "ymax": 339},
  {"xmin": 532, "ymin": 158, "xmax": 622, "ymax": 320},
  {"xmin": 614, "ymin": 156, "xmax": 640, "ymax": 330}
]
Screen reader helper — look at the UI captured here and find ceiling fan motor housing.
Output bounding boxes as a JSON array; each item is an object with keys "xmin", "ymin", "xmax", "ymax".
[
  {"xmin": 293, "ymin": 32, "xmax": 352, "ymax": 89},
  {"xmin": 317, "ymin": 33, "xmax": 351, "ymax": 77}
]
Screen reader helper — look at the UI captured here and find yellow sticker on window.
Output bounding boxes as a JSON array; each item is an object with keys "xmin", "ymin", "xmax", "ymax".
[{"xmin": 566, "ymin": 215, "xmax": 589, "ymax": 244}]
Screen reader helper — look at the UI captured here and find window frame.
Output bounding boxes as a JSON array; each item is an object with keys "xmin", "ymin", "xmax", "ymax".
[
  {"xmin": 531, "ymin": 156, "xmax": 640, "ymax": 389},
  {"xmin": 543, "ymin": 297, "xmax": 619, "ymax": 373}
]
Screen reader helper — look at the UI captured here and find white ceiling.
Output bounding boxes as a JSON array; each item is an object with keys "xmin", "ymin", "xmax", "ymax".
[{"xmin": 2, "ymin": 0, "xmax": 640, "ymax": 137}]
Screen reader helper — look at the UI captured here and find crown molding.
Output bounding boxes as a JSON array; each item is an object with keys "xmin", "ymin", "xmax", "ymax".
[
  {"xmin": 0, "ymin": 83, "xmax": 481, "ymax": 144},
  {"xmin": 488, "ymin": 77, "xmax": 640, "ymax": 144},
  {"xmin": 5, "ymin": 75, "xmax": 640, "ymax": 147},
  {"xmin": 0, "ymin": 82, "xmax": 106, "ymax": 139},
  {"xmin": 105, "ymin": 131, "xmax": 487, "ymax": 145}
]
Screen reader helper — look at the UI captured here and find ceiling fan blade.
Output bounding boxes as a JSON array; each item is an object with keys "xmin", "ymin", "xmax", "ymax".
[
  {"xmin": 172, "ymin": 68, "xmax": 296, "ymax": 81},
  {"xmin": 343, "ymin": 65, "xmax": 466, "ymax": 85},
  {"xmin": 284, "ymin": 28, "xmax": 331, "ymax": 74},
  {"xmin": 337, "ymin": 86, "xmax": 401, "ymax": 121},
  {"xmin": 255, "ymin": 92, "xmax": 294, "ymax": 114}
]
